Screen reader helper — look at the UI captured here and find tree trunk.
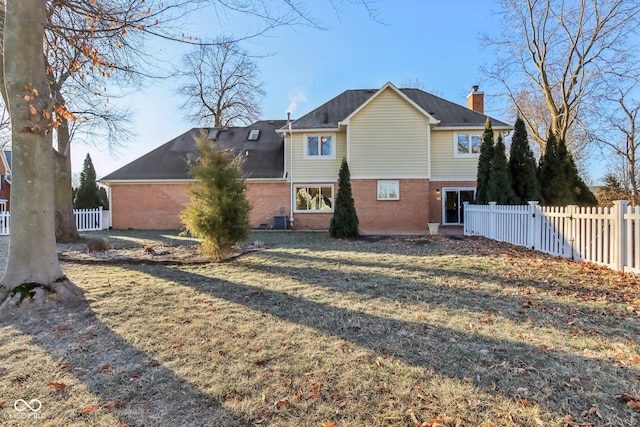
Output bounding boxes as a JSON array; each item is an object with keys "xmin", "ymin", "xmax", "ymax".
[
  {"xmin": 54, "ymin": 118, "xmax": 80, "ymax": 243},
  {"xmin": 0, "ymin": 0, "xmax": 82, "ymax": 308}
]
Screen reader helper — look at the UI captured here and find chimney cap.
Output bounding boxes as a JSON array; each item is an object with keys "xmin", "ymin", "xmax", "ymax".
[{"xmin": 472, "ymin": 85, "xmax": 479, "ymax": 92}]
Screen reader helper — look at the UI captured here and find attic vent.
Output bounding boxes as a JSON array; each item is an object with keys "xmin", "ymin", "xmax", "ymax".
[
  {"xmin": 248, "ymin": 129, "xmax": 260, "ymax": 141},
  {"xmin": 208, "ymin": 129, "xmax": 220, "ymax": 140}
]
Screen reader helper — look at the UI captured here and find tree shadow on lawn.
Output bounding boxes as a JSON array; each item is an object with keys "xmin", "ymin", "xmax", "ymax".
[
  {"xmin": 1, "ymin": 300, "xmax": 247, "ymax": 426},
  {"xmin": 249, "ymin": 231, "xmax": 452, "ymax": 256},
  {"xmin": 135, "ymin": 263, "xmax": 640, "ymax": 425},
  {"xmin": 260, "ymin": 241, "xmax": 639, "ymax": 305},
  {"xmin": 240, "ymin": 249, "xmax": 640, "ymax": 339}
]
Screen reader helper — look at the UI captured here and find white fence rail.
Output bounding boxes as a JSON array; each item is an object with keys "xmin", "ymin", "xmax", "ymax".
[
  {"xmin": 464, "ymin": 201, "xmax": 640, "ymax": 274},
  {"xmin": 0, "ymin": 207, "xmax": 107, "ymax": 236},
  {"xmin": 74, "ymin": 207, "xmax": 104, "ymax": 232}
]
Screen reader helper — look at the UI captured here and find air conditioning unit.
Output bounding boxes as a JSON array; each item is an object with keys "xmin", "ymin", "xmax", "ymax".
[{"xmin": 273, "ymin": 215, "xmax": 288, "ymax": 230}]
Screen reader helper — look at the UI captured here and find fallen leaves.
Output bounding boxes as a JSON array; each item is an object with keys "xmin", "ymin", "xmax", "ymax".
[
  {"xmin": 513, "ymin": 396, "xmax": 535, "ymax": 408},
  {"xmin": 616, "ymin": 394, "xmax": 640, "ymax": 411},
  {"xmin": 102, "ymin": 401, "xmax": 120, "ymax": 410},
  {"xmin": 480, "ymin": 311, "xmax": 495, "ymax": 324},
  {"xmin": 48, "ymin": 381, "xmax": 67, "ymax": 390},
  {"xmin": 407, "ymin": 410, "xmax": 460, "ymax": 427},
  {"xmin": 79, "ymin": 405, "xmax": 97, "ymax": 414}
]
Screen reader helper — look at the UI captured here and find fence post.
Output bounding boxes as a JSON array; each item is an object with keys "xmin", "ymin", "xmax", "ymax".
[
  {"xmin": 463, "ymin": 201, "xmax": 470, "ymax": 235},
  {"xmin": 565, "ymin": 205, "xmax": 577, "ymax": 260},
  {"xmin": 488, "ymin": 202, "xmax": 497, "ymax": 240},
  {"xmin": 527, "ymin": 201, "xmax": 538, "ymax": 249},
  {"xmin": 613, "ymin": 200, "xmax": 630, "ymax": 272}
]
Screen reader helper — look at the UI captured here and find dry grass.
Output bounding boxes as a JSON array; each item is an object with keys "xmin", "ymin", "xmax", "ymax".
[{"xmin": 1, "ymin": 231, "xmax": 640, "ymax": 426}]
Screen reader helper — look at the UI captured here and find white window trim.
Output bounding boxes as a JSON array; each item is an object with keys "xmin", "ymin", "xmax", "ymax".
[
  {"xmin": 377, "ymin": 180, "xmax": 400, "ymax": 201},
  {"xmin": 453, "ymin": 132, "xmax": 482, "ymax": 158},
  {"xmin": 303, "ymin": 133, "xmax": 336, "ymax": 160},
  {"xmin": 294, "ymin": 184, "xmax": 335, "ymax": 213}
]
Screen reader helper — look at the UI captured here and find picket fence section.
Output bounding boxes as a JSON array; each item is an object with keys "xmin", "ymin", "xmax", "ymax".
[
  {"xmin": 464, "ymin": 201, "xmax": 640, "ymax": 274},
  {"xmin": 0, "ymin": 207, "xmax": 105, "ymax": 236},
  {"xmin": 0, "ymin": 211, "xmax": 9, "ymax": 235}
]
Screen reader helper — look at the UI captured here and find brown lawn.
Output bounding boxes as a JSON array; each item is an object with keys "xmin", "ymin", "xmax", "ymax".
[{"xmin": 1, "ymin": 230, "xmax": 639, "ymax": 426}]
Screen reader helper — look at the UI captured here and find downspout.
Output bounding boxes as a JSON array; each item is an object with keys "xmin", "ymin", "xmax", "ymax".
[
  {"xmin": 287, "ymin": 112, "xmax": 294, "ymax": 228},
  {"xmin": 106, "ymin": 183, "xmax": 113, "ymax": 229}
]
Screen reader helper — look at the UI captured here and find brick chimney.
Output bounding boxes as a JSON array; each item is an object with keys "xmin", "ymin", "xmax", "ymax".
[{"xmin": 467, "ymin": 85, "xmax": 484, "ymax": 114}]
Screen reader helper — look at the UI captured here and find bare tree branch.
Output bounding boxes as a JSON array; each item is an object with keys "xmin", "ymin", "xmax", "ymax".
[
  {"xmin": 484, "ymin": 0, "xmax": 640, "ymax": 158},
  {"xmin": 175, "ymin": 40, "xmax": 265, "ymax": 127}
]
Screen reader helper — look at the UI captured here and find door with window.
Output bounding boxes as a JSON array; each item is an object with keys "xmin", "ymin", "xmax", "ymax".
[{"xmin": 443, "ymin": 188, "xmax": 475, "ymax": 225}]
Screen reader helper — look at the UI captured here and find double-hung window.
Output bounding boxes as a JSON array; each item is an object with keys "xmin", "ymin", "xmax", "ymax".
[
  {"xmin": 304, "ymin": 135, "xmax": 334, "ymax": 159},
  {"xmin": 455, "ymin": 133, "xmax": 482, "ymax": 157}
]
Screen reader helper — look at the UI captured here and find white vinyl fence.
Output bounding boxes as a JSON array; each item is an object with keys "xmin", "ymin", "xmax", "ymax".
[
  {"xmin": 464, "ymin": 201, "xmax": 640, "ymax": 274},
  {"xmin": 0, "ymin": 207, "xmax": 107, "ymax": 236}
]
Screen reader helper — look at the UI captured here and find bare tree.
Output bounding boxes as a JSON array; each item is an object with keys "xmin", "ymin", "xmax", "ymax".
[
  {"xmin": 0, "ymin": 0, "xmax": 83, "ymax": 307},
  {"xmin": 0, "ymin": 0, "xmax": 379, "ymax": 309},
  {"xmin": 399, "ymin": 78, "xmax": 424, "ymax": 90},
  {"xmin": 176, "ymin": 41, "xmax": 265, "ymax": 127},
  {"xmin": 595, "ymin": 87, "xmax": 640, "ymax": 205},
  {"xmin": 484, "ymin": 0, "xmax": 640, "ymax": 156}
]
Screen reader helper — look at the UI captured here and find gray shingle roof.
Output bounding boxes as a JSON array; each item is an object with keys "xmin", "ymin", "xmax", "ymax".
[
  {"xmin": 100, "ymin": 120, "xmax": 286, "ymax": 181},
  {"xmin": 288, "ymin": 87, "xmax": 510, "ymax": 130}
]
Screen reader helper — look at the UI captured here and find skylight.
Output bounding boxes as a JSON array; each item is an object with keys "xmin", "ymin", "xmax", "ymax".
[
  {"xmin": 248, "ymin": 129, "xmax": 260, "ymax": 141},
  {"xmin": 208, "ymin": 129, "xmax": 220, "ymax": 140}
]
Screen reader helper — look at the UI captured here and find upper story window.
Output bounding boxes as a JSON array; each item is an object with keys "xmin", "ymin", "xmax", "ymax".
[
  {"xmin": 304, "ymin": 135, "xmax": 335, "ymax": 159},
  {"xmin": 455, "ymin": 133, "xmax": 482, "ymax": 157}
]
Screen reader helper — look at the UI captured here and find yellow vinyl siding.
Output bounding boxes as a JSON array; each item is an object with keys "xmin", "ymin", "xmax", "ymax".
[
  {"xmin": 349, "ymin": 88, "xmax": 429, "ymax": 178},
  {"xmin": 290, "ymin": 132, "xmax": 345, "ymax": 181},
  {"xmin": 430, "ymin": 130, "xmax": 478, "ymax": 180}
]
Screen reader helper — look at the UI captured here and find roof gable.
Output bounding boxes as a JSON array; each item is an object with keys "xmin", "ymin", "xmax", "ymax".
[
  {"xmin": 286, "ymin": 83, "xmax": 511, "ymax": 131},
  {"xmin": 340, "ymin": 82, "xmax": 440, "ymax": 126}
]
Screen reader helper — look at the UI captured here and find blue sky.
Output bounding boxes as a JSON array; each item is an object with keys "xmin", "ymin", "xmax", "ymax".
[{"xmin": 75, "ymin": 1, "xmax": 605, "ymax": 181}]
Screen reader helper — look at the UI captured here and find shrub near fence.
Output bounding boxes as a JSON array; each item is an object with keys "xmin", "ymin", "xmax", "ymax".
[
  {"xmin": 0, "ymin": 207, "xmax": 105, "ymax": 236},
  {"xmin": 464, "ymin": 201, "xmax": 640, "ymax": 274}
]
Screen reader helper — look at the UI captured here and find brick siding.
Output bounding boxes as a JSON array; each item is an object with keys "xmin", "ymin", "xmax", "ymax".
[
  {"xmin": 109, "ymin": 179, "xmax": 476, "ymax": 232},
  {"xmin": 352, "ymin": 179, "xmax": 430, "ymax": 232}
]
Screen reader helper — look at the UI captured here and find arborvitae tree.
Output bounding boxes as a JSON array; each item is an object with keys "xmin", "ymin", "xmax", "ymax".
[
  {"xmin": 557, "ymin": 138, "xmax": 598, "ymax": 206},
  {"xmin": 509, "ymin": 117, "xmax": 541, "ymax": 204},
  {"xmin": 475, "ymin": 118, "xmax": 495, "ymax": 204},
  {"xmin": 181, "ymin": 134, "xmax": 250, "ymax": 260},
  {"xmin": 99, "ymin": 186, "xmax": 109, "ymax": 209},
  {"xmin": 74, "ymin": 153, "xmax": 102, "ymax": 209},
  {"xmin": 330, "ymin": 157, "xmax": 359, "ymax": 238},
  {"xmin": 488, "ymin": 134, "xmax": 515, "ymax": 204},
  {"xmin": 538, "ymin": 134, "xmax": 572, "ymax": 205}
]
